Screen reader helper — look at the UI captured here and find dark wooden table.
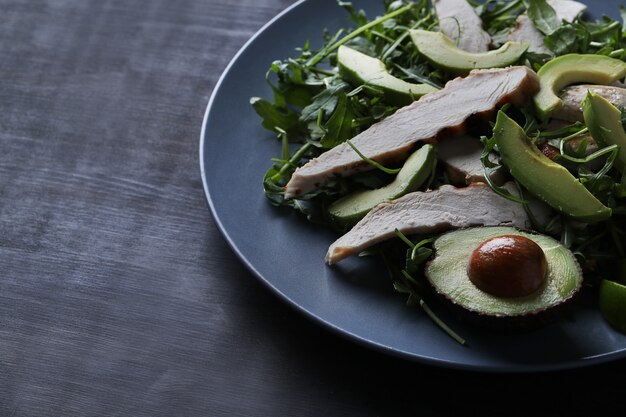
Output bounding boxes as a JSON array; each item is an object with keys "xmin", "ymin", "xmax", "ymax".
[{"xmin": 2, "ymin": 0, "xmax": 626, "ymax": 415}]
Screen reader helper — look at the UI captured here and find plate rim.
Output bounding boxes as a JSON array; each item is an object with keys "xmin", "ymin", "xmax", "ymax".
[
  {"xmin": 198, "ymin": 0, "xmax": 420, "ymax": 369},
  {"xmin": 199, "ymin": 0, "xmax": 626, "ymax": 372}
]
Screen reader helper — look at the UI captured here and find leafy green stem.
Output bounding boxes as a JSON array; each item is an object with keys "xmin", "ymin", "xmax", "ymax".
[
  {"xmin": 489, "ymin": 0, "xmax": 523, "ymax": 18},
  {"xmin": 401, "ymin": 269, "xmax": 467, "ymax": 346},
  {"xmin": 270, "ymin": 142, "xmax": 313, "ymax": 183},
  {"xmin": 395, "ymin": 228, "xmax": 416, "ymax": 248},
  {"xmin": 420, "ymin": 300, "xmax": 467, "ymax": 345},
  {"xmin": 306, "ymin": 4, "xmax": 414, "ymax": 66},
  {"xmin": 590, "ymin": 21, "xmax": 621, "ymax": 37},
  {"xmin": 346, "ymin": 140, "xmax": 401, "ymax": 174},
  {"xmin": 381, "ymin": 15, "xmax": 431, "ymax": 60},
  {"xmin": 558, "ymin": 140, "xmax": 616, "ymax": 164}
]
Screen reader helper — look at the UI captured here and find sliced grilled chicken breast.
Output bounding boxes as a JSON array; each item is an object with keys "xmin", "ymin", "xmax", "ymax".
[
  {"xmin": 549, "ymin": 0, "xmax": 587, "ymax": 22},
  {"xmin": 508, "ymin": 15, "xmax": 553, "ymax": 55},
  {"xmin": 433, "ymin": 0, "xmax": 491, "ymax": 52},
  {"xmin": 326, "ymin": 183, "xmax": 536, "ymax": 264},
  {"xmin": 284, "ymin": 66, "xmax": 539, "ymax": 198},
  {"xmin": 438, "ymin": 135, "xmax": 507, "ymax": 185},
  {"xmin": 553, "ymin": 84, "xmax": 626, "ymax": 123}
]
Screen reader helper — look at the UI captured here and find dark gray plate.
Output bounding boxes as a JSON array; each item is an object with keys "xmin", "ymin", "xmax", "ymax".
[{"xmin": 200, "ymin": 0, "xmax": 626, "ymax": 371}]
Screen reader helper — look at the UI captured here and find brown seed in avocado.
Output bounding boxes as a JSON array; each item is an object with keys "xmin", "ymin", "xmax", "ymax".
[{"xmin": 467, "ymin": 235, "xmax": 547, "ymax": 298}]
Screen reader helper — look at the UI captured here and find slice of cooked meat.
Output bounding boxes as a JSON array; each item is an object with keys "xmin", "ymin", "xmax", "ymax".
[
  {"xmin": 438, "ymin": 135, "xmax": 507, "ymax": 185},
  {"xmin": 284, "ymin": 66, "xmax": 539, "ymax": 198},
  {"xmin": 552, "ymin": 84, "xmax": 626, "ymax": 123},
  {"xmin": 508, "ymin": 15, "xmax": 553, "ymax": 55},
  {"xmin": 508, "ymin": 0, "xmax": 586, "ymax": 55},
  {"xmin": 549, "ymin": 0, "xmax": 587, "ymax": 22},
  {"xmin": 433, "ymin": 0, "xmax": 491, "ymax": 52},
  {"xmin": 326, "ymin": 183, "xmax": 534, "ymax": 264}
]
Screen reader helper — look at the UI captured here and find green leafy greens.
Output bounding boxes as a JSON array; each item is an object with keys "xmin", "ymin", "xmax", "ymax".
[{"xmin": 252, "ymin": 0, "xmax": 626, "ymax": 343}]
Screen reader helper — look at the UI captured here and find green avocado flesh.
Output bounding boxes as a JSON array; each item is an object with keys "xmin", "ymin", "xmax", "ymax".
[
  {"xmin": 533, "ymin": 54, "xmax": 626, "ymax": 120},
  {"xmin": 599, "ymin": 279, "xmax": 626, "ymax": 334},
  {"xmin": 426, "ymin": 227, "xmax": 583, "ymax": 317},
  {"xmin": 582, "ymin": 92, "xmax": 626, "ymax": 172},
  {"xmin": 328, "ymin": 144, "xmax": 436, "ymax": 227},
  {"xmin": 337, "ymin": 45, "xmax": 439, "ymax": 106},
  {"xmin": 409, "ymin": 29, "xmax": 528, "ymax": 75},
  {"xmin": 494, "ymin": 111, "xmax": 611, "ymax": 223}
]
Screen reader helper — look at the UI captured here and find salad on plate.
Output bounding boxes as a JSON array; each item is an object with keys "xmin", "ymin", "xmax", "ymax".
[{"xmin": 251, "ymin": 0, "xmax": 626, "ymax": 344}]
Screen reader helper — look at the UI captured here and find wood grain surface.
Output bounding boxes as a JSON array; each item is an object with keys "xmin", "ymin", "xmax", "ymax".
[{"xmin": 1, "ymin": 0, "xmax": 626, "ymax": 416}]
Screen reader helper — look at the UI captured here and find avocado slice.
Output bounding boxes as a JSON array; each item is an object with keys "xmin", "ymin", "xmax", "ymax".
[
  {"xmin": 599, "ymin": 279, "xmax": 626, "ymax": 334},
  {"xmin": 425, "ymin": 227, "xmax": 583, "ymax": 318},
  {"xmin": 409, "ymin": 29, "xmax": 528, "ymax": 75},
  {"xmin": 328, "ymin": 144, "xmax": 436, "ymax": 228},
  {"xmin": 582, "ymin": 92, "xmax": 626, "ymax": 172},
  {"xmin": 494, "ymin": 111, "xmax": 611, "ymax": 223},
  {"xmin": 337, "ymin": 45, "xmax": 439, "ymax": 106},
  {"xmin": 533, "ymin": 54, "xmax": 626, "ymax": 120}
]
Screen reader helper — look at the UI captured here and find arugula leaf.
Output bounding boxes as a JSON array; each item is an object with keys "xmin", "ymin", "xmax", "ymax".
[
  {"xmin": 337, "ymin": 1, "xmax": 368, "ymax": 26},
  {"xmin": 267, "ymin": 60, "xmax": 319, "ymax": 108},
  {"xmin": 299, "ymin": 81, "xmax": 349, "ymax": 123},
  {"xmin": 544, "ymin": 24, "xmax": 582, "ymax": 55},
  {"xmin": 321, "ymin": 92, "xmax": 355, "ymax": 148},
  {"xmin": 476, "ymin": 0, "xmax": 524, "ymax": 37},
  {"xmin": 251, "ymin": 97, "xmax": 302, "ymax": 136},
  {"xmin": 589, "ymin": 18, "xmax": 622, "ymax": 43},
  {"xmin": 527, "ymin": 0, "xmax": 560, "ymax": 35}
]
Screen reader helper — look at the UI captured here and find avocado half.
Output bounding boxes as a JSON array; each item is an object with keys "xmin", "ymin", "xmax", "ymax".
[{"xmin": 425, "ymin": 227, "xmax": 583, "ymax": 322}]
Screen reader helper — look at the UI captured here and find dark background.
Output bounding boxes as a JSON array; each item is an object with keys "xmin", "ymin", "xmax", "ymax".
[{"xmin": 1, "ymin": 0, "xmax": 625, "ymax": 415}]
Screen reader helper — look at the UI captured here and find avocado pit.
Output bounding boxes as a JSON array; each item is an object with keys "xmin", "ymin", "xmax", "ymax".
[{"xmin": 467, "ymin": 235, "xmax": 547, "ymax": 298}]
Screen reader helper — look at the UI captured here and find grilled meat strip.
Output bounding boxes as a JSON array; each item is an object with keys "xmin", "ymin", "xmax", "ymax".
[
  {"xmin": 438, "ymin": 135, "xmax": 507, "ymax": 185},
  {"xmin": 433, "ymin": 0, "xmax": 491, "ymax": 52},
  {"xmin": 326, "ymin": 183, "xmax": 537, "ymax": 264},
  {"xmin": 553, "ymin": 84, "xmax": 626, "ymax": 123},
  {"xmin": 284, "ymin": 66, "xmax": 539, "ymax": 199}
]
